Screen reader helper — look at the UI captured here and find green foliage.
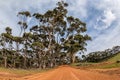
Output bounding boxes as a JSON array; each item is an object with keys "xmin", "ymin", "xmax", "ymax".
[
  {"xmin": 0, "ymin": 1, "xmax": 91, "ymax": 69},
  {"xmin": 106, "ymin": 53, "xmax": 120, "ymax": 62},
  {"xmin": 97, "ymin": 63, "xmax": 120, "ymax": 69}
]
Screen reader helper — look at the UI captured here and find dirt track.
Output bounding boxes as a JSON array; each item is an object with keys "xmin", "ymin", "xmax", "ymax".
[
  {"xmin": 0, "ymin": 66, "xmax": 119, "ymax": 80},
  {"xmin": 22, "ymin": 66, "xmax": 119, "ymax": 80}
]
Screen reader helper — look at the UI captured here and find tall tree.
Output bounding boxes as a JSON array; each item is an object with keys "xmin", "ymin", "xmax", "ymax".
[
  {"xmin": 0, "ymin": 1, "xmax": 91, "ymax": 69},
  {"xmin": 0, "ymin": 27, "xmax": 13, "ymax": 67},
  {"xmin": 17, "ymin": 11, "xmax": 31, "ymax": 68}
]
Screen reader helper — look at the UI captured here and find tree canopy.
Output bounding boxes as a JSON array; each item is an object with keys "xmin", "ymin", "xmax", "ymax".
[{"xmin": 0, "ymin": 1, "xmax": 91, "ymax": 69}]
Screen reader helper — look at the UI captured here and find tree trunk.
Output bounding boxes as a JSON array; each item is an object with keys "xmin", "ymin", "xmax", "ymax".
[
  {"xmin": 72, "ymin": 54, "xmax": 76, "ymax": 63},
  {"xmin": 4, "ymin": 56, "xmax": 7, "ymax": 68},
  {"xmin": 43, "ymin": 61, "xmax": 46, "ymax": 69},
  {"xmin": 24, "ymin": 56, "xmax": 27, "ymax": 69},
  {"xmin": 13, "ymin": 60, "xmax": 16, "ymax": 68},
  {"xmin": 13, "ymin": 52, "xmax": 16, "ymax": 68},
  {"xmin": 50, "ymin": 63, "xmax": 53, "ymax": 68}
]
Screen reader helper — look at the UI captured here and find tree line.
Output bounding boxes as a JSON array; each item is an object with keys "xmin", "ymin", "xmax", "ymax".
[
  {"xmin": 0, "ymin": 1, "xmax": 91, "ymax": 69},
  {"xmin": 83, "ymin": 46, "xmax": 120, "ymax": 62}
]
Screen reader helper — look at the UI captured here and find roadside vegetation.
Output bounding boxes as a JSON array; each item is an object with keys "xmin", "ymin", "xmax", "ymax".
[
  {"xmin": 0, "ymin": 67, "xmax": 53, "ymax": 76},
  {"xmin": 84, "ymin": 46, "xmax": 120, "ymax": 63},
  {"xmin": 97, "ymin": 53, "xmax": 120, "ymax": 69},
  {"xmin": 106, "ymin": 52, "xmax": 120, "ymax": 62},
  {"xmin": 72, "ymin": 52, "xmax": 120, "ymax": 69}
]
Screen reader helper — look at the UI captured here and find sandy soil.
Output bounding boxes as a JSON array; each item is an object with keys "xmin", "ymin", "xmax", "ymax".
[
  {"xmin": 0, "ymin": 72, "xmax": 18, "ymax": 80},
  {"xmin": 0, "ymin": 66, "xmax": 119, "ymax": 80},
  {"xmin": 91, "ymin": 68, "xmax": 120, "ymax": 77}
]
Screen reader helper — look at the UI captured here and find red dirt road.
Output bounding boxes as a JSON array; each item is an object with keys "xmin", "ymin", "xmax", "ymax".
[{"xmin": 21, "ymin": 66, "xmax": 119, "ymax": 80}]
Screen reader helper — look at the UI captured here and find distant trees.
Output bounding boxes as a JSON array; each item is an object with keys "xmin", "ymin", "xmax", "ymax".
[
  {"xmin": 85, "ymin": 46, "xmax": 120, "ymax": 62},
  {"xmin": 0, "ymin": 1, "xmax": 91, "ymax": 69}
]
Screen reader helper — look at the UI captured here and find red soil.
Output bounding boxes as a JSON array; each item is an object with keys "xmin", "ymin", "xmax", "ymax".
[
  {"xmin": 0, "ymin": 66, "xmax": 119, "ymax": 80},
  {"xmin": 22, "ymin": 66, "xmax": 119, "ymax": 80}
]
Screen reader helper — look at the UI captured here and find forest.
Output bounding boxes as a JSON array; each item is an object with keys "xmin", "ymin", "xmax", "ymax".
[{"xmin": 0, "ymin": 1, "xmax": 91, "ymax": 69}]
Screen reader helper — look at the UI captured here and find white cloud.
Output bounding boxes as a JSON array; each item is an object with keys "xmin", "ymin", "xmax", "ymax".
[
  {"xmin": 0, "ymin": 0, "xmax": 87, "ymax": 35},
  {"xmin": 87, "ymin": 23, "xmax": 120, "ymax": 53},
  {"xmin": 0, "ymin": 0, "xmax": 60, "ymax": 35},
  {"xmin": 94, "ymin": 9, "xmax": 116, "ymax": 30},
  {"xmin": 68, "ymin": 0, "xmax": 87, "ymax": 18},
  {"xmin": 86, "ymin": 0, "xmax": 120, "ymax": 53},
  {"xmin": 102, "ymin": 9, "xmax": 116, "ymax": 26},
  {"xmin": 0, "ymin": 0, "xmax": 120, "ymax": 54}
]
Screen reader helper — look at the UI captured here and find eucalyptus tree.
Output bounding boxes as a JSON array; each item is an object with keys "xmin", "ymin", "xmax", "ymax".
[
  {"xmin": 31, "ymin": 42, "xmax": 42, "ymax": 68},
  {"xmin": 12, "ymin": 36, "xmax": 23, "ymax": 68},
  {"xmin": 17, "ymin": 11, "xmax": 31, "ymax": 36},
  {"xmin": 31, "ymin": 1, "xmax": 91, "ymax": 65},
  {"xmin": 0, "ymin": 1, "xmax": 91, "ymax": 69},
  {"xmin": 4, "ymin": 27, "xmax": 13, "ymax": 50},
  {"xmin": 31, "ymin": 1, "xmax": 68, "ymax": 67},
  {"xmin": 4, "ymin": 27, "xmax": 15, "ymax": 67},
  {"xmin": 17, "ymin": 11, "xmax": 31, "ymax": 68},
  {"xmin": 63, "ymin": 16, "xmax": 91, "ymax": 63},
  {"xmin": 30, "ymin": 25, "xmax": 48, "ymax": 68},
  {"xmin": 0, "ymin": 35, "xmax": 5, "ymax": 67},
  {"xmin": 0, "ymin": 27, "xmax": 14, "ymax": 67}
]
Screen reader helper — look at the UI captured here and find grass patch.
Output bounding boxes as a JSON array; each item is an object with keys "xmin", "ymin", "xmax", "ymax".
[
  {"xmin": 70, "ymin": 62, "xmax": 120, "ymax": 69},
  {"xmin": 0, "ymin": 67, "xmax": 51, "ymax": 76},
  {"xmin": 70, "ymin": 62, "xmax": 97, "ymax": 67},
  {"xmin": 106, "ymin": 53, "xmax": 120, "ymax": 62},
  {"xmin": 95, "ymin": 53, "xmax": 120, "ymax": 69},
  {"xmin": 96, "ymin": 63, "xmax": 120, "ymax": 69}
]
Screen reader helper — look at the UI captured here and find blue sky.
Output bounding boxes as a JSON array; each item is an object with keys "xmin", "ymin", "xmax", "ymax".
[{"xmin": 0, "ymin": 0, "xmax": 120, "ymax": 53}]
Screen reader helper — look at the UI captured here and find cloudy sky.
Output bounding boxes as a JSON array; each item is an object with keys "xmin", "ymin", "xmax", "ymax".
[{"xmin": 0, "ymin": 0, "xmax": 120, "ymax": 53}]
